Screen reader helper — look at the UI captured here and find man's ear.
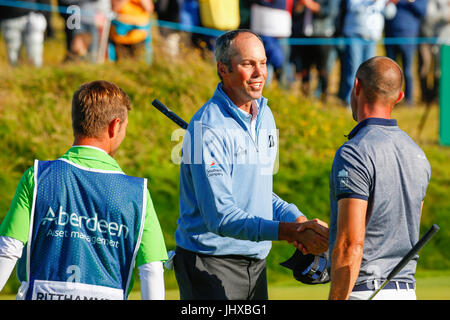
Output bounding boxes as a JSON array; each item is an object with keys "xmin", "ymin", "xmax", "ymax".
[
  {"xmin": 108, "ymin": 118, "xmax": 121, "ymax": 138},
  {"xmin": 217, "ymin": 62, "xmax": 229, "ymax": 79},
  {"xmin": 394, "ymin": 91, "xmax": 405, "ymax": 105},
  {"xmin": 354, "ymin": 78, "xmax": 361, "ymax": 97}
]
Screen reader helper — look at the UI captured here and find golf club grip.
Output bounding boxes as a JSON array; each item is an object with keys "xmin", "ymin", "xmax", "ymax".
[
  {"xmin": 386, "ymin": 224, "xmax": 440, "ymax": 281},
  {"xmin": 151, "ymin": 99, "xmax": 188, "ymax": 129}
]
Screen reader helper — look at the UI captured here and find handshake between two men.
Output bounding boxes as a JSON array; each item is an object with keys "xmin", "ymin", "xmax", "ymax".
[{"xmin": 278, "ymin": 217, "xmax": 329, "ymax": 255}]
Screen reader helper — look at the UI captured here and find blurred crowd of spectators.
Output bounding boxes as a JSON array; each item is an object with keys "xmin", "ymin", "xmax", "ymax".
[{"xmin": 1, "ymin": 0, "xmax": 449, "ymax": 106}]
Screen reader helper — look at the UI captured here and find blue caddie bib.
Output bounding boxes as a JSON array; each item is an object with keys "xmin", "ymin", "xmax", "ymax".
[{"xmin": 17, "ymin": 159, "xmax": 147, "ymax": 300}]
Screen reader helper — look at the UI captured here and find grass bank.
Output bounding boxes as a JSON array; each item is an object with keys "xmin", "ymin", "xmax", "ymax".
[{"xmin": 0, "ymin": 23, "xmax": 449, "ymax": 297}]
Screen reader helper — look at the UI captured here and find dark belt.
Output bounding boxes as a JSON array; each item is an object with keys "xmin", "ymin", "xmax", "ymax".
[
  {"xmin": 175, "ymin": 246, "xmax": 263, "ymax": 262},
  {"xmin": 353, "ymin": 280, "xmax": 415, "ymax": 292}
]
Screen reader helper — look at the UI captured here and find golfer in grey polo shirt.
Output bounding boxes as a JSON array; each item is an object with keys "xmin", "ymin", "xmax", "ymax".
[{"xmin": 328, "ymin": 56, "xmax": 431, "ymax": 300}]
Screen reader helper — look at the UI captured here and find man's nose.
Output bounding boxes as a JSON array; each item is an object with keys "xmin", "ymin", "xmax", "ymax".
[{"xmin": 253, "ymin": 63, "xmax": 266, "ymax": 77}]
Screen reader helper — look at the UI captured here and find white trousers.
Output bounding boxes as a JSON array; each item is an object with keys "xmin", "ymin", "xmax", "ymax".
[
  {"xmin": 349, "ymin": 288, "xmax": 417, "ymax": 300},
  {"xmin": 1, "ymin": 12, "xmax": 47, "ymax": 67}
]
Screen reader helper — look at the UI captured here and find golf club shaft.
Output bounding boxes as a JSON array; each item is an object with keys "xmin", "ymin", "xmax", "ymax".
[
  {"xmin": 151, "ymin": 99, "xmax": 188, "ymax": 129},
  {"xmin": 368, "ymin": 224, "xmax": 440, "ymax": 300}
]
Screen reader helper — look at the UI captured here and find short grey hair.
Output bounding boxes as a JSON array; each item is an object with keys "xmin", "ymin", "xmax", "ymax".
[{"xmin": 214, "ymin": 29, "xmax": 264, "ymax": 80}]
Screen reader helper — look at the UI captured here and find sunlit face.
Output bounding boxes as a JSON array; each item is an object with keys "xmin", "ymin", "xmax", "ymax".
[{"xmin": 220, "ymin": 33, "xmax": 267, "ymax": 108}]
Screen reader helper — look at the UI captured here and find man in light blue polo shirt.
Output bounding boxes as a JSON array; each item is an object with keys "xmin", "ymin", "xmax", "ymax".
[
  {"xmin": 328, "ymin": 57, "xmax": 431, "ymax": 300},
  {"xmin": 173, "ymin": 29, "xmax": 329, "ymax": 300}
]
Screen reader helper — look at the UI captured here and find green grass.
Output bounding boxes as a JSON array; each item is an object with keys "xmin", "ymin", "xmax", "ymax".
[
  {"xmin": 2, "ymin": 270, "xmax": 449, "ymax": 300},
  {"xmin": 0, "ymin": 14, "xmax": 449, "ymax": 298}
]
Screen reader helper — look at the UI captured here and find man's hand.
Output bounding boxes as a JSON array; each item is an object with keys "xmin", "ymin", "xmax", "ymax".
[
  {"xmin": 278, "ymin": 218, "xmax": 329, "ymax": 255},
  {"xmin": 293, "ymin": 219, "xmax": 329, "ymax": 254},
  {"xmin": 297, "ymin": 218, "xmax": 329, "ymax": 238},
  {"xmin": 295, "ymin": 228, "xmax": 328, "ymax": 255}
]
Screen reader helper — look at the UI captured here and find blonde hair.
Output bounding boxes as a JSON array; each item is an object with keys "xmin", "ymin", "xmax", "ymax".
[{"xmin": 72, "ymin": 80, "xmax": 131, "ymax": 138}]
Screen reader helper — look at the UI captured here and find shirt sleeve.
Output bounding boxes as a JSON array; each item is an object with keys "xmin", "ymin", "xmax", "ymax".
[
  {"xmin": 138, "ymin": 261, "xmax": 165, "ymax": 300},
  {"xmin": 0, "ymin": 167, "xmax": 35, "ymax": 244},
  {"xmin": 331, "ymin": 144, "xmax": 373, "ymax": 202},
  {"xmin": 272, "ymin": 192, "xmax": 304, "ymax": 222},
  {"xmin": 188, "ymin": 125, "xmax": 279, "ymax": 242},
  {"xmin": 0, "ymin": 236, "xmax": 24, "ymax": 292},
  {"xmin": 136, "ymin": 190, "xmax": 168, "ymax": 266}
]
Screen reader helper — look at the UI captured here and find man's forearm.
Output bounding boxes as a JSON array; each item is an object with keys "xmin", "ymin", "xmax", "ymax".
[
  {"xmin": 329, "ymin": 198, "xmax": 367, "ymax": 299},
  {"xmin": 328, "ymin": 243, "xmax": 364, "ymax": 300}
]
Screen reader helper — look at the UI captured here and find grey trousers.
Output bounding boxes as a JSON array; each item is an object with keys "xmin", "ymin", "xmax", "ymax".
[{"xmin": 174, "ymin": 247, "xmax": 268, "ymax": 300}]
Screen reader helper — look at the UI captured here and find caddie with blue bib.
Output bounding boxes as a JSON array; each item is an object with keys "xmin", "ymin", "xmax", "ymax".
[
  {"xmin": 0, "ymin": 81, "xmax": 167, "ymax": 300},
  {"xmin": 17, "ymin": 159, "xmax": 147, "ymax": 300}
]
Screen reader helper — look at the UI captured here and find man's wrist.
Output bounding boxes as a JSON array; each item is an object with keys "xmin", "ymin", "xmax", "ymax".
[
  {"xmin": 278, "ymin": 222, "xmax": 298, "ymax": 242},
  {"xmin": 259, "ymin": 219, "xmax": 279, "ymax": 241}
]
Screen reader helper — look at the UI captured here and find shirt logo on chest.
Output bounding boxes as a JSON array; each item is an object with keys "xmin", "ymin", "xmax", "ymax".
[{"xmin": 268, "ymin": 135, "xmax": 275, "ymax": 148}]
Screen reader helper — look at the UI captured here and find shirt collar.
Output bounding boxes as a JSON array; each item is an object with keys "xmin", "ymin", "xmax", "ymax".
[
  {"xmin": 62, "ymin": 145, "xmax": 123, "ymax": 171},
  {"xmin": 72, "ymin": 145, "xmax": 108, "ymax": 154},
  {"xmin": 236, "ymin": 100, "xmax": 259, "ymax": 121},
  {"xmin": 347, "ymin": 118, "xmax": 398, "ymax": 139}
]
